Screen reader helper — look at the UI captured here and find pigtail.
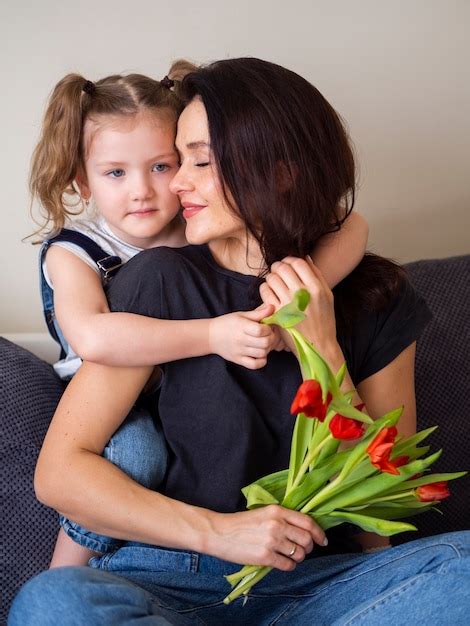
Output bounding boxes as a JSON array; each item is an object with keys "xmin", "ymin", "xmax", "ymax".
[
  {"xmin": 30, "ymin": 74, "xmax": 89, "ymax": 235},
  {"xmin": 167, "ymin": 59, "xmax": 199, "ymax": 100}
]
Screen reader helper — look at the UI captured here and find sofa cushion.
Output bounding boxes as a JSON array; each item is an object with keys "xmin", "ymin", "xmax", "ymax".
[
  {"xmin": 0, "ymin": 337, "xmax": 65, "ymax": 624},
  {"xmin": 394, "ymin": 255, "xmax": 470, "ymax": 542}
]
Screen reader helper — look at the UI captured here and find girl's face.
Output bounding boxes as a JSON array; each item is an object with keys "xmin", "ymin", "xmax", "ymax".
[
  {"xmin": 170, "ymin": 98, "xmax": 245, "ymax": 247},
  {"xmin": 79, "ymin": 112, "xmax": 181, "ymax": 248}
]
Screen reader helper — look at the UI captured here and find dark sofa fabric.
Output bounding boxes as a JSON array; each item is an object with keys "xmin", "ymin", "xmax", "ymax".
[
  {"xmin": 0, "ymin": 338, "xmax": 65, "ymax": 625},
  {"xmin": 392, "ymin": 255, "xmax": 470, "ymax": 543},
  {"xmin": 1, "ymin": 255, "xmax": 469, "ymax": 623}
]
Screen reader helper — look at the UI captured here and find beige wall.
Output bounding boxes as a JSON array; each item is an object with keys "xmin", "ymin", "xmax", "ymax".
[{"xmin": 1, "ymin": 0, "xmax": 469, "ymax": 333}]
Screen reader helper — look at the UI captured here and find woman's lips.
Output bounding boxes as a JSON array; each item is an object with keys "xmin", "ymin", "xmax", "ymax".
[{"xmin": 182, "ymin": 206, "xmax": 205, "ymax": 219}]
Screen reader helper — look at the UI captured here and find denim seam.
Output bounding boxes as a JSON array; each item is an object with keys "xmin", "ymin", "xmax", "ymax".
[
  {"xmin": 98, "ymin": 551, "xmax": 118, "ymax": 570},
  {"xmin": 62, "ymin": 523, "xmax": 122, "ymax": 553},
  {"xmin": 174, "ymin": 600, "xmax": 225, "ymax": 615},
  {"xmin": 190, "ymin": 553, "xmax": 199, "ymax": 573},
  {"xmin": 148, "ymin": 599, "xmax": 208, "ymax": 625},
  {"xmin": 340, "ymin": 574, "xmax": 426, "ymax": 625}
]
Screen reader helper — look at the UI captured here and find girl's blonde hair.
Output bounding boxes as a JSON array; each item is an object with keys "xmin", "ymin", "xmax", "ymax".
[{"xmin": 31, "ymin": 62, "xmax": 197, "ymax": 236}]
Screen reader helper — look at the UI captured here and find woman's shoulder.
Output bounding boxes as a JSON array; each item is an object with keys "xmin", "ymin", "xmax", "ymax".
[
  {"xmin": 335, "ymin": 253, "xmax": 432, "ymax": 384},
  {"xmin": 122, "ymin": 244, "xmax": 205, "ymax": 274}
]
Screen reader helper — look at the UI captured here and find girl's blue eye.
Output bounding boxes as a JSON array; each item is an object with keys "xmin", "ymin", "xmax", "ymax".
[
  {"xmin": 108, "ymin": 169, "xmax": 125, "ymax": 178},
  {"xmin": 153, "ymin": 164, "xmax": 169, "ymax": 173}
]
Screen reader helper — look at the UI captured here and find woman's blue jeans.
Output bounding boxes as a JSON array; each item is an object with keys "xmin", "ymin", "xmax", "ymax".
[
  {"xmin": 9, "ymin": 531, "xmax": 470, "ymax": 625},
  {"xmin": 60, "ymin": 403, "xmax": 168, "ymax": 553}
]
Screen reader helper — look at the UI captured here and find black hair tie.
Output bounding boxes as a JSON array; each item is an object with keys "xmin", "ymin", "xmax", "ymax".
[
  {"xmin": 160, "ymin": 75, "xmax": 174, "ymax": 89},
  {"xmin": 82, "ymin": 80, "xmax": 96, "ymax": 96}
]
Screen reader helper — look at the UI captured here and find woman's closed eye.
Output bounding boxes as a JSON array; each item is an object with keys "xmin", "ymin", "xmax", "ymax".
[{"xmin": 196, "ymin": 162, "xmax": 210, "ymax": 168}]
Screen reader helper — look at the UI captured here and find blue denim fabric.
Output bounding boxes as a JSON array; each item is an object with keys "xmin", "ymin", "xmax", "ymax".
[
  {"xmin": 60, "ymin": 405, "xmax": 168, "ymax": 553},
  {"xmin": 39, "ymin": 241, "xmax": 69, "ymax": 358},
  {"xmin": 9, "ymin": 531, "xmax": 470, "ymax": 625}
]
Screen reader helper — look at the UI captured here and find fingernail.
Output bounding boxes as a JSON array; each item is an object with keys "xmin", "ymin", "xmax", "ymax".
[{"xmin": 322, "ymin": 537, "xmax": 328, "ymax": 546}]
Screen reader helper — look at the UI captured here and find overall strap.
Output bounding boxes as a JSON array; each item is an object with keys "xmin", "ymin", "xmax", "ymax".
[
  {"xmin": 40, "ymin": 228, "xmax": 124, "ymax": 356},
  {"xmin": 48, "ymin": 228, "xmax": 123, "ymax": 282}
]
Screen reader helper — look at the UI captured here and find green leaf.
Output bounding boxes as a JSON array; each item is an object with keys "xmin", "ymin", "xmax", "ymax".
[
  {"xmin": 335, "ymin": 362, "xmax": 347, "ymax": 387},
  {"xmin": 316, "ymin": 435, "xmax": 341, "ymax": 466},
  {"xmin": 328, "ymin": 400, "xmax": 373, "ymax": 424},
  {"xmin": 244, "ymin": 469, "xmax": 289, "ymax": 503},
  {"xmin": 242, "ymin": 484, "xmax": 280, "ymax": 509},
  {"xmin": 312, "ymin": 451, "xmax": 442, "ymax": 515},
  {"xmin": 282, "ymin": 451, "xmax": 350, "ymax": 509},
  {"xmin": 348, "ymin": 501, "xmax": 433, "ymax": 520},
  {"xmin": 379, "ymin": 471, "xmax": 467, "ymax": 496},
  {"xmin": 314, "ymin": 511, "xmax": 417, "ymax": 536},
  {"xmin": 392, "ymin": 427, "xmax": 438, "ymax": 457},
  {"xmin": 261, "ymin": 289, "xmax": 310, "ymax": 329},
  {"xmin": 289, "ymin": 329, "xmax": 331, "ymax": 399}
]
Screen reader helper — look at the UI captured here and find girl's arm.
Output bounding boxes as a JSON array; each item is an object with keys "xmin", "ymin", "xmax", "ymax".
[
  {"xmin": 35, "ymin": 360, "xmax": 326, "ymax": 570},
  {"xmin": 310, "ymin": 211, "xmax": 368, "ymax": 288},
  {"xmin": 46, "ymin": 245, "xmax": 276, "ymax": 369}
]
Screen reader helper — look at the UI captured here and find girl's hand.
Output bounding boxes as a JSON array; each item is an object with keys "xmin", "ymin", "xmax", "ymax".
[
  {"xmin": 259, "ymin": 257, "xmax": 339, "ymax": 359},
  {"xmin": 209, "ymin": 505, "xmax": 327, "ymax": 570},
  {"xmin": 209, "ymin": 304, "xmax": 285, "ymax": 369}
]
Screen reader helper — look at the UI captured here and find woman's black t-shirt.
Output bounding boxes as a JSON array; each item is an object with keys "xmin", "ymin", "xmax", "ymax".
[{"xmin": 108, "ymin": 245, "xmax": 431, "ymax": 516}]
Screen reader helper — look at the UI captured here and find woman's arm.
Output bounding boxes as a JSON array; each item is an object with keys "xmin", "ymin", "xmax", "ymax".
[
  {"xmin": 311, "ymin": 211, "xmax": 368, "ymax": 288},
  {"xmin": 259, "ymin": 256, "xmax": 417, "ymax": 431},
  {"xmin": 260, "ymin": 258, "xmax": 418, "ymax": 550},
  {"xmin": 35, "ymin": 360, "xmax": 326, "ymax": 570},
  {"xmin": 47, "ymin": 245, "xmax": 276, "ymax": 369}
]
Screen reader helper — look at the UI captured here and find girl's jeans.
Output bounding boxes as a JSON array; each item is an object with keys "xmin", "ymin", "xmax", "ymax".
[
  {"xmin": 9, "ymin": 531, "xmax": 470, "ymax": 625},
  {"xmin": 60, "ymin": 402, "xmax": 168, "ymax": 553}
]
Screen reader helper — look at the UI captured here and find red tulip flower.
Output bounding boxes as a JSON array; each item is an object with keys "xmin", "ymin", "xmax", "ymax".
[
  {"xmin": 416, "ymin": 482, "xmax": 450, "ymax": 502},
  {"xmin": 329, "ymin": 414, "xmax": 366, "ymax": 440},
  {"xmin": 290, "ymin": 380, "xmax": 332, "ymax": 421},
  {"xmin": 366, "ymin": 427, "xmax": 408, "ymax": 475}
]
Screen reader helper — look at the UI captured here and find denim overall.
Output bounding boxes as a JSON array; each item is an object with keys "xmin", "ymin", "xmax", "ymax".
[{"xmin": 40, "ymin": 228, "xmax": 168, "ymax": 553}]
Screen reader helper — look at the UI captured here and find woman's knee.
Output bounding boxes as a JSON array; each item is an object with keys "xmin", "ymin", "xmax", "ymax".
[{"xmin": 9, "ymin": 567, "xmax": 92, "ymax": 625}]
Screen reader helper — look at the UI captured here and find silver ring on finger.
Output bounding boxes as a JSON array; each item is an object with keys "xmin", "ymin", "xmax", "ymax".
[{"xmin": 288, "ymin": 544, "xmax": 297, "ymax": 557}]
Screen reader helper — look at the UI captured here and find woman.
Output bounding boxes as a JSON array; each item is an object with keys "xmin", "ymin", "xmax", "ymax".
[{"xmin": 9, "ymin": 58, "xmax": 470, "ymax": 625}]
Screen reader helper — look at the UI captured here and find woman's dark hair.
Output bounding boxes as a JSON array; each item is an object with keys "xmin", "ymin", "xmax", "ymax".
[
  {"xmin": 180, "ymin": 57, "xmax": 354, "ymax": 270},
  {"xmin": 179, "ymin": 57, "xmax": 406, "ymax": 325}
]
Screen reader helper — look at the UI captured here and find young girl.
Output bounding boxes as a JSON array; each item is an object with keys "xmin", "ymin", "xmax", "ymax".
[{"xmin": 31, "ymin": 68, "xmax": 369, "ymax": 569}]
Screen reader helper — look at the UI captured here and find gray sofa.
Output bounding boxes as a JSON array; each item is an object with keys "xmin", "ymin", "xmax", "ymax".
[{"xmin": 1, "ymin": 255, "xmax": 469, "ymax": 624}]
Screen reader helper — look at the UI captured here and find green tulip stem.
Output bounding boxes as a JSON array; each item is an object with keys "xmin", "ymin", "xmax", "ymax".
[
  {"xmin": 223, "ymin": 566, "xmax": 272, "ymax": 604},
  {"xmin": 300, "ymin": 473, "xmax": 344, "ymax": 514},
  {"xmin": 289, "ymin": 435, "xmax": 334, "ymax": 492}
]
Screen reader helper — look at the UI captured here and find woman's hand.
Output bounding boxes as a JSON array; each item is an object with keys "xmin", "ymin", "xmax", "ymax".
[
  {"xmin": 259, "ymin": 256, "xmax": 339, "ymax": 359},
  {"xmin": 209, "ymin": 505, "xmax": 327, "ymax": 570}
]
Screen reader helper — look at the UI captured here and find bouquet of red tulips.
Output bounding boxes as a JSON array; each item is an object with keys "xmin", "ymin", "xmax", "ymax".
[{"xmin": 223, "ymin": 290, "xmax": 466, "ymax": 604}]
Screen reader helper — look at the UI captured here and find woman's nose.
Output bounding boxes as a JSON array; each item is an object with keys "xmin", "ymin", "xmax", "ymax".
[{"xmin": 169, "ymin": 164, "xmax": 191, "ymax": 195}]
